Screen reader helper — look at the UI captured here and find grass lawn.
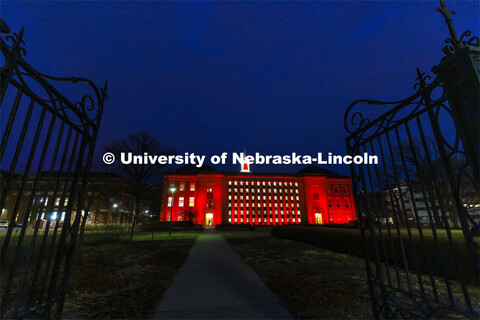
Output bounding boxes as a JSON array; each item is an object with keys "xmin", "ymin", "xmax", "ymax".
[
  {"xmin": 218, "ymin": 229, "xmax": 372, "ymax": 319},
  {"xmin": 62, "ymin": 230, "xmax": 200, "ymax": 319},
  {"xmin": 1, "ymin": 229, "xmax": 200, "ymax": 319}
]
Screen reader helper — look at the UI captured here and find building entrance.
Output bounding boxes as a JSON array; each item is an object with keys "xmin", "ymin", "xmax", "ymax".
[
  {"xmin": 314, "ymin": 213, "xmax": 323, "ymax": 224},
  {"xmin": 205, "ymin": 213, "xmax": 213, "ymax": 226}
]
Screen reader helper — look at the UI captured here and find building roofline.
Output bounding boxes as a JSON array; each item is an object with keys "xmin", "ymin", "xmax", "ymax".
[{"xmin": 163, "ymin": 165, "xmax": 350, "ymax": 179}]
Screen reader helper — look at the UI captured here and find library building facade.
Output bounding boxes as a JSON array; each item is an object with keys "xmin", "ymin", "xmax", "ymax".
[{"xmin": 159, "ymin": 163, "xmax": 356, "ymax": 226}]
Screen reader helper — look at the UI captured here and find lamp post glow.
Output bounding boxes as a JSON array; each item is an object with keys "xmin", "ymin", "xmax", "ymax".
[
  {"xmin": 169, "ymin": 186, "xmax": 176, "ymax": 237},
  {"xmin": 112, "ymin": 203, "xmax": 118, "ymax": 224}
]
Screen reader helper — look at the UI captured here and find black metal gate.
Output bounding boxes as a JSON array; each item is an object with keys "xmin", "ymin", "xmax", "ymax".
[
  {"xmin": 344, "ymin": 1, "xmax": 479, "ymax": 318},
  {"xmin": 0, "ymin": 19, "xmax": 107, "ymax": 318}
]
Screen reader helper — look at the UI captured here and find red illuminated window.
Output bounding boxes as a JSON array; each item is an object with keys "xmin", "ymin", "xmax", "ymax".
[
  {"xmin": 207, "ymin": 200, "xmax": 214, "ymax": 208},
  {"xmin": 342, "ymin": 185, "xmax": 348, "ymax": 193},
  {"xmin": 334, "ymin": 186, "xmax": 339, "ymax": 193},
  {"xmin": 326, "ymin": 186, "xmax": 330, "ymax": 193},
  {"xmin": 207, "ymin": 185, "xmax": 213, "ymax": 199},
  {"xmin": 328, "ymin": 199, "xmax": 332, "ymax": 207},
  {"xmin": 344, "ymin": 199, "xmax": 350, "ymax": 207},
  {"xmin": 336, "ymin": 199, "xmax": 341, "ymax": 207}
]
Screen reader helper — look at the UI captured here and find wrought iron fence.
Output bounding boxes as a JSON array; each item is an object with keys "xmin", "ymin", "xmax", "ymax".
[
  {"xmin": 344, "ymin": 1, "xmax": 479, "ymax": 318},
  {"xmin": 0, "ymin": 18, "xmax": 107, "ymax": 318}
]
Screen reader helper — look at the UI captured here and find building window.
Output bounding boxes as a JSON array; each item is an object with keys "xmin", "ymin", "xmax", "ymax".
[
  {"xmin": 168, "ymin": 197, "xmax": 173, "ymax": 207},
  {"xmin": 342, "ymin": 185, "xmax": 347, "ymax": 193},
  {"xmin": 344, "ymin": 199, "xmax": 350, "ymax": 207},
  {"xmin": 336, "ymin": 199, "xmax": 341, "ymax": 207},
  {"xmin": 313, "ymin": 186, "xmax": 319, "ymax": 200},
  {"xmin": 334, "ymin": 186, "xmax": 339, "ymax": 193},
  {"xmin": 189, "ymin": 197, "xmax": 195, "ymax": 207},
  {"xmin": 326, "ymin": 186, "xmax": 330, "ymax": 193},
  {"xmin": 190, "ymin": 183, "xmax": 195, "ymax": 191},
  {"xmin": 179, "ymin": 197, "xmax": 184, "ymax": 207},
  {"xmin": 328, "ymin": 199, "xmax": 332, "ymax": 207},
  {"xmin": 207, "ymin": 185, "xmax": 213, "ymax": 192},
  {"xmin": 54, "ymin": 197, "xmax": 60, "ymax": 206},
  {"xmin": 180, "ymin": 182, "xmax": 185, "ymax": 191}
]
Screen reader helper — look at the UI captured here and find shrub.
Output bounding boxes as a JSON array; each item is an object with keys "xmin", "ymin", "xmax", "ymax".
[
  {"xmin": 140, "ymin": 221, "xmax": 195, "ymax": 231},
  {"xmin": 215, "ymin": 224, "xmax": 255, "ymax": 231},
  {"xmin": 83, "ymin": 223, "xmax": 128, "ymax": 231},
  {"xmin": 271, "ymin": 226, "xmax": 478, "ymax": 286}
]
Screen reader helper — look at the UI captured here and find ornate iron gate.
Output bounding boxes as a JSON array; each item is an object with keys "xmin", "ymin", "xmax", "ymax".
[
  {"xmin": 0, "ymin": 19, "xmax": 107, "ymax": 318},
  {"xmin": 344, "ymin": 1, "xmax": 479, "ymax": 318}
]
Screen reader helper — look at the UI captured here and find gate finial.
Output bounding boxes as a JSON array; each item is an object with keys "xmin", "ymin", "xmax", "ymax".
[{"xmin": 436, "ymin": 0, "xmax": 460, "ymax": 47}]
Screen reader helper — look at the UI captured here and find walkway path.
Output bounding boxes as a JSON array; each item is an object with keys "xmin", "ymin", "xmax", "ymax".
[{"xmin": 154, "ymin": 228, "xmax": 293, "ymax": 319}]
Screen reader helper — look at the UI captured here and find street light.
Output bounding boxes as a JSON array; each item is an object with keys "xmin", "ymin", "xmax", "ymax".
[
  {"xmin": 169, "ymin": 186, "xmax": 176, "ymax": 237},
  {"xmin": 112, "ymin": 203, "xmax": 119, "ymax": 224}
]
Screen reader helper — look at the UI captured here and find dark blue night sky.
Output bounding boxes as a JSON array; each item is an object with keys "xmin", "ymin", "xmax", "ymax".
[{"xmin": 3, "ymin": 1, "xmax": 479, "ymax": 174}]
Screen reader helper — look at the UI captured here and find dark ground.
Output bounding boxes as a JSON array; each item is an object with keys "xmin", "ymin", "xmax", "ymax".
[
  {"xmin": 219, "ymin": 230, "xmax": 372, "ymax": 319},
  {"xmin": 63, "ymin": 235, "xmax": 198, "ymax": 319}
]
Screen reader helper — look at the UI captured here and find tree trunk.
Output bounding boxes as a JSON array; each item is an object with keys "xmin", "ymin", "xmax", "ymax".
[{"xmin": 129, "ymin": 217, "xmax": 136, "ymax": 241}]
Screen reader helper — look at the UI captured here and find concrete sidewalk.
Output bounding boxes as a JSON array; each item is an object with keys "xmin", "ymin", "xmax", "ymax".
[{"xmin": 154, "ymin": 228, "xmax": 293, "ymax": 319}]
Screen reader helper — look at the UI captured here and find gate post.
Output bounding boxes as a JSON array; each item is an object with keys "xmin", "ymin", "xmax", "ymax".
[{"xmin": 432, "ymin": 0, "xmax": 480, "ymax": 188}]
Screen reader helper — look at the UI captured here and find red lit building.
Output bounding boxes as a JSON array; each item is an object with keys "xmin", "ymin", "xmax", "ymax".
[{"xmin": 160, "ymin": 165, "xmax": 356, "ymax": 226}]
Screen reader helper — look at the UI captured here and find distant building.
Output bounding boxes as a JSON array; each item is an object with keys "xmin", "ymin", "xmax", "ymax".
[
  {"xmin": 159, "ymin": 165, "xmax": 356, "ymax": 226},
  {"xmin": 0, "ymin": 171, "xmax": 143, "ymax": 227}
]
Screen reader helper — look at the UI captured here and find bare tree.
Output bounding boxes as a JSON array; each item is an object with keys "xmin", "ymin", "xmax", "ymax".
[
  {"xmin": 104, "ymin": 131, "xmax": 174, "ymax": 240},
  {"xmin": 379, "ymin": 136, "xmax": 478, "ymax": 228},
  {"xmin": 179, "ymin": 207, "xmax": 197, "ymax": 224}
]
